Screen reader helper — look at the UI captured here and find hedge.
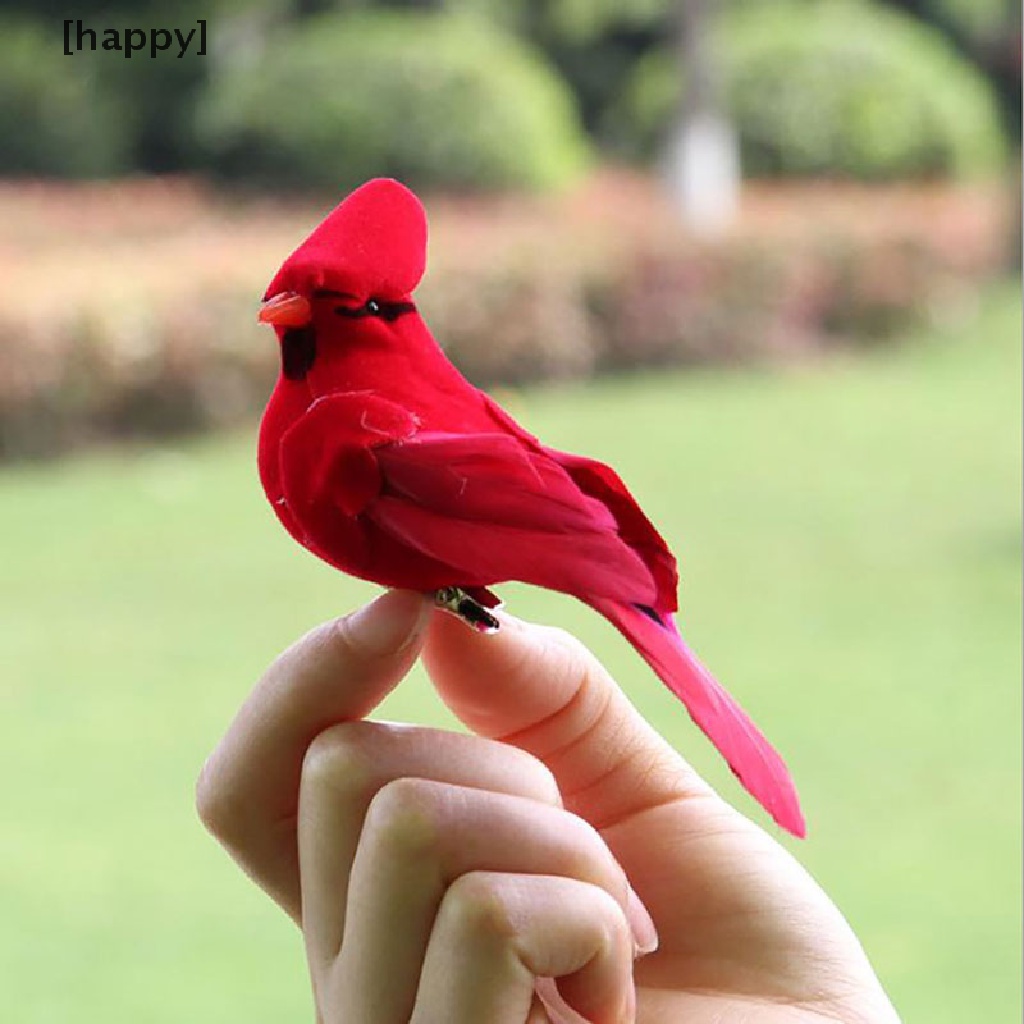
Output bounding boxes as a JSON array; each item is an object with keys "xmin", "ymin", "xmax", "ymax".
[{"xmin": 0, "ymin": 177, "xmax": 1007, "ymax": 460}]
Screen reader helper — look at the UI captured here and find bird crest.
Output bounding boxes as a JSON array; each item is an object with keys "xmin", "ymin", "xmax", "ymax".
[{"xmin": 264, "ymin": 178, "xmax": 428, "ymax": 303}]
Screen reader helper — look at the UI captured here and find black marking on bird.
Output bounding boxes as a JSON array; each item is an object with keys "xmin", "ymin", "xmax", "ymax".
[
  {"xmin": 282, "ymin": 325, "xmax": 317, "ymax": 381},
  {"xmin": 333, "ymin": 298, "xmax": 418, "ymax": 322},
  {"xmin": 634, "ymin": 603, "xmax": 663, "ymax": 625}
]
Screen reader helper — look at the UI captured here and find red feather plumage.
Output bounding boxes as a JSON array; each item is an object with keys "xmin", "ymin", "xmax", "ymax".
[{"xmin": 257, "ymin": 178, "xmax": 805, "ymax": 837}]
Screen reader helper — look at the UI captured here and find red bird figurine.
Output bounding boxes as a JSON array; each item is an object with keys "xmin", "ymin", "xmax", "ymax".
[{"xmin": 256, "ymin": 178, "xmax": 805, "ymax": 837}]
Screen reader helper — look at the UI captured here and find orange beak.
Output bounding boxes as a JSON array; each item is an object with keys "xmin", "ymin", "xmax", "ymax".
[{"xmin": 258, "ymin": 291, "xmax": 312, "ymax": 328}]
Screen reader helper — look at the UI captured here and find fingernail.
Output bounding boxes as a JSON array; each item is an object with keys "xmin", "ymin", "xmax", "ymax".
[
  {"xmin": 342, "ymin": 590, "xmax": 430, "ymax": 657},
  {"xmin": 534, "ymin": 978, "xmax": 592, "ymax": 1024},
  {"xmin": 623, "ymin": 976, "xmax": 637, "ymax": 1023},
  {"xmin": 626, "ymin": 886, "xmax": 659, "ymax": 958}
]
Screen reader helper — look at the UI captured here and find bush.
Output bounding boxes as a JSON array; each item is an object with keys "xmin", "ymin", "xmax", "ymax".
[
  {"xmin": 591, "ymin": 240, "xmax": 813, "ymax": 368},
  {"xmin": 422, "ymin": 256, "xmax": 597, "ymax": 386},
  {"xmin": 196, "ymin": 10, "xmax": 589, "ymax": 193},
  {"xmin": 0, "ymin": 18, "xmax": 129, "ymax": 177},
  {"xmin": 612, "ymin": 0, "xmax": 1007, "ymax": 180},
  {"xmin": 0, "ymin": 285, "xmax": 276, "ymax": 459},
  {"xmin": 0, "ymin": 176, "xmax": 1007, "ymax": 460}
]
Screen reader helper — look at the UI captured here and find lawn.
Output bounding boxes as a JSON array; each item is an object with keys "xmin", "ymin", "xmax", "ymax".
[{"xmin": 1, "ymin": 285, "xmax": 1019, "ymax": 1022}]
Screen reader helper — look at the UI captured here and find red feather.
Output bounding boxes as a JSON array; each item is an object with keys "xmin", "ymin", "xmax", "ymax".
[
  {"xmin": 264, "ymin": 178, "xmax": 427, "ymax": 302},
  {"xmin": 371, "ymin": 433, "xmax": 655, "ymax": 606},
  {"xmin": 591, "ymin": 599, "xmax": 806, "ymax": 836},
  {"xmin": 256, "ymin": 177, "xmax": 806, "ymax": 835}
]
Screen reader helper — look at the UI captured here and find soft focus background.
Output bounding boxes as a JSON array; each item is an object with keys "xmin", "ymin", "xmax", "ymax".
[{"xmin": 0, "ymin": 1, "xmax": 1020, "ymax": 1021}]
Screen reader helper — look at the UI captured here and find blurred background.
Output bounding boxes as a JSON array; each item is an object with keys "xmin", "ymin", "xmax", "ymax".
[{"xmin": 0, "ymin": 0, "xmax": 1019, "ymax": 1021}]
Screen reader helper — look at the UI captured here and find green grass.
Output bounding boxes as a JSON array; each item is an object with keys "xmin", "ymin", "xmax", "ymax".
[{"xmin": 1, "ymin": 285, "xmax": 1019, "ymax": 1022}]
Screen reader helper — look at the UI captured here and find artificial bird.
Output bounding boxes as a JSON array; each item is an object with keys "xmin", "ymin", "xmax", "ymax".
[{"xmin": 256, "ymin": 178, "xmax": 804, "ymax": 837}]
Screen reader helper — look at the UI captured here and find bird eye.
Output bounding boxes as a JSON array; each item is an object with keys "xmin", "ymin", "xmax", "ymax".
[{"xmin": 331, "ymin": 297, "xmax": 417, "ymax": 321}]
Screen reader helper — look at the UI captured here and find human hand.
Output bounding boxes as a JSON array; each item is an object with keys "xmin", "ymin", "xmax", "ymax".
[{"xmin": 197, "ymin": 590, "xmax": 900, "ymax": 1023}]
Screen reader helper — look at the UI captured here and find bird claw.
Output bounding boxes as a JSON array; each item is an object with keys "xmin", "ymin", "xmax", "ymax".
[{"xmin": 433, "ymin": 586, "xmax": 501, "ymax": 634}]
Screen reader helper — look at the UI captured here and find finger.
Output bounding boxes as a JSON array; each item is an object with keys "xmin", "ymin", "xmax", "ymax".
[
  {"xmin": 525, "ymin": 998, "xmax": 554, "ymax": 1024},
  {"xmin": 422, "ymin": 610, "xmax": 716, "ymax": 833},
  {"xmin": 534, "ymin": 978, "xmax": 593, "ymax": 1024},
  {"xmin": 326, "ymin": 778, "xmax": 635, "ymax": 1024},
  {"xmin": 410, "ymin": 872, "xmax": 634, "ymax": 1024},
  {"xmin": 298, "ymin": 719, "xmax": 562, "ymax": 980},
  {"xmin": 196, "ymin": 589, "xmax": 430, "ymax": 920}
]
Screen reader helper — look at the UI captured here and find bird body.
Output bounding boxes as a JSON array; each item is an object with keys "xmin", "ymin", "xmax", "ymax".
[{"xmin": 257, "ymin": 178, "xmax": 805, "ymax": 837}]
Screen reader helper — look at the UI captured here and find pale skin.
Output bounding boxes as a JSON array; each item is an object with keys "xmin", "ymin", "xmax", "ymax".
[{"xmin": 197, "ymin": 590, "xmax": 901, "ymax": 1024}]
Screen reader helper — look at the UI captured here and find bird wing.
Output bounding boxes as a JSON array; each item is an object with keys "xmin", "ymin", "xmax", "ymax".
[
  {"xmin": 480, "ymin": 393, "xmax": 678, "ymax": 613},
  {"xmin": 367, "ymin": 432, "xmax": 658, "ymax": 605},
  {"xmin": 276, "ymin": 392, "xmax": 421, "ymax": 572},
  {"xmin": 541, "ymin": 446, "xmax": 679, "ymax": 614}
]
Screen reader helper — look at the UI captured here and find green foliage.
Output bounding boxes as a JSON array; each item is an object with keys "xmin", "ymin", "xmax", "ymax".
[
  {"xmin": 615, "ymin": 0, "xmax": 1008, "ymax": 180},
  {"xmin": 0, "ymin": 18, "xmax": 129, "ymax": 176},
  {"xmin": 927, "ymin": 0, "xmax": 1018, "ymax": 43},
  {"xmin": 727, "ymin": 2, "xmax": 1008, "ymax": 178},
  {"xmin": 446, "ymin": 0, "xmax": 669, "ymax": 42},
  {"xmin": 443, "ymin": 0, "xmax": 671, "ymax": 138},
  {"xmin": 0, "ymin": 0, "xmax": 222, "ymax": 18},
  {"xmin": 195, "ymin": 10, "xmax": 589, "ymax": 192},
  {"xmin": 90, "ymin": 11, "xmax": 211, "ymax": 173}
]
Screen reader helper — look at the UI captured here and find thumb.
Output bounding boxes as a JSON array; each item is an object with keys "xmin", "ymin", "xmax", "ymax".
[{"xmin": 422, "ymin": 609, "xmax": 713, "ymax": 830}]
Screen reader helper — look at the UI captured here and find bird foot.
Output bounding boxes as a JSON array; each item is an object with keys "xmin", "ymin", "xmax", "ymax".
[{"xmin": 433, "ymin": 587, "xmax": 501, "ymax": 634}]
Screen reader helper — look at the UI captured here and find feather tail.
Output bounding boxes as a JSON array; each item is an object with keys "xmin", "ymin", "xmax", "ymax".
[{"xmin": 591, "ymin": 598, "xmax": 805, "ymax": 837}]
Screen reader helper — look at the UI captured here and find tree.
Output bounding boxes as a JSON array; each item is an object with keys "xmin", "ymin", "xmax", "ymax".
[{"xmin": 664, "ymin": 0, "xmax": 739, "ymax": 234}]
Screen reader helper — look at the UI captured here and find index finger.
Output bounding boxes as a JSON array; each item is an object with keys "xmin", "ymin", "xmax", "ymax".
[{"xmin": 196, "ymin": 589, "xmax": 431, "ymax": 921}]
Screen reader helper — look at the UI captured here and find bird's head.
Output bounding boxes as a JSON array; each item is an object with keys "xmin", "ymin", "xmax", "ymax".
[{"xmin": 258, "ymin": 178, "xmax": 427, "ymax": 381}]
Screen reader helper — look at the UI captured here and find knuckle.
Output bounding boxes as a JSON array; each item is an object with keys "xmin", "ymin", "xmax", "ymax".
[
  {"xmin": 194, "ymin": 756, "xmax": 242, "ymax": 840},
  {"xmin": 592, "ymin": 887, "xmax": 632, "ymax": 952},
  {"xmin": 563, "ymin": 814, "xmax": 629, "ymax": 898},
  {"xmin": 528, "ymin": 758, "xmax": 563, "ymax": 807},
  {"xmin": 534, "ymin": 626, "xmax": 614, "ymax": 735},
  {"xmin": 441, "ymin": 872, "xmax": 516, "ymax": 944},
  {"xmin": 300, "ymin": 722, "xmax": 378, "ymax": 799},
  {"xmin": 492, "ymin": 740, "xmax": 562, "ymax": 807},
  {"xmin": 572, "ymin": 880, "xmax": 631, "ymax": 961},
  {"xmin": 193, "ymin": 760, "xmax": 219, "ymax": 829},
  {"xmin": 326, "ymin": 613, "xmax": 365, "ymax": 660},
  {"xmin": 363, "ymin": 777, "xmax": 443, "ymax": 857}
]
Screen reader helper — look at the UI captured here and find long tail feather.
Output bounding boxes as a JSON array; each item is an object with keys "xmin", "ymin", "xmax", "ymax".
[{"xmin": 591, "ymin": 598, "xmax": 805, "ymax": 837}]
